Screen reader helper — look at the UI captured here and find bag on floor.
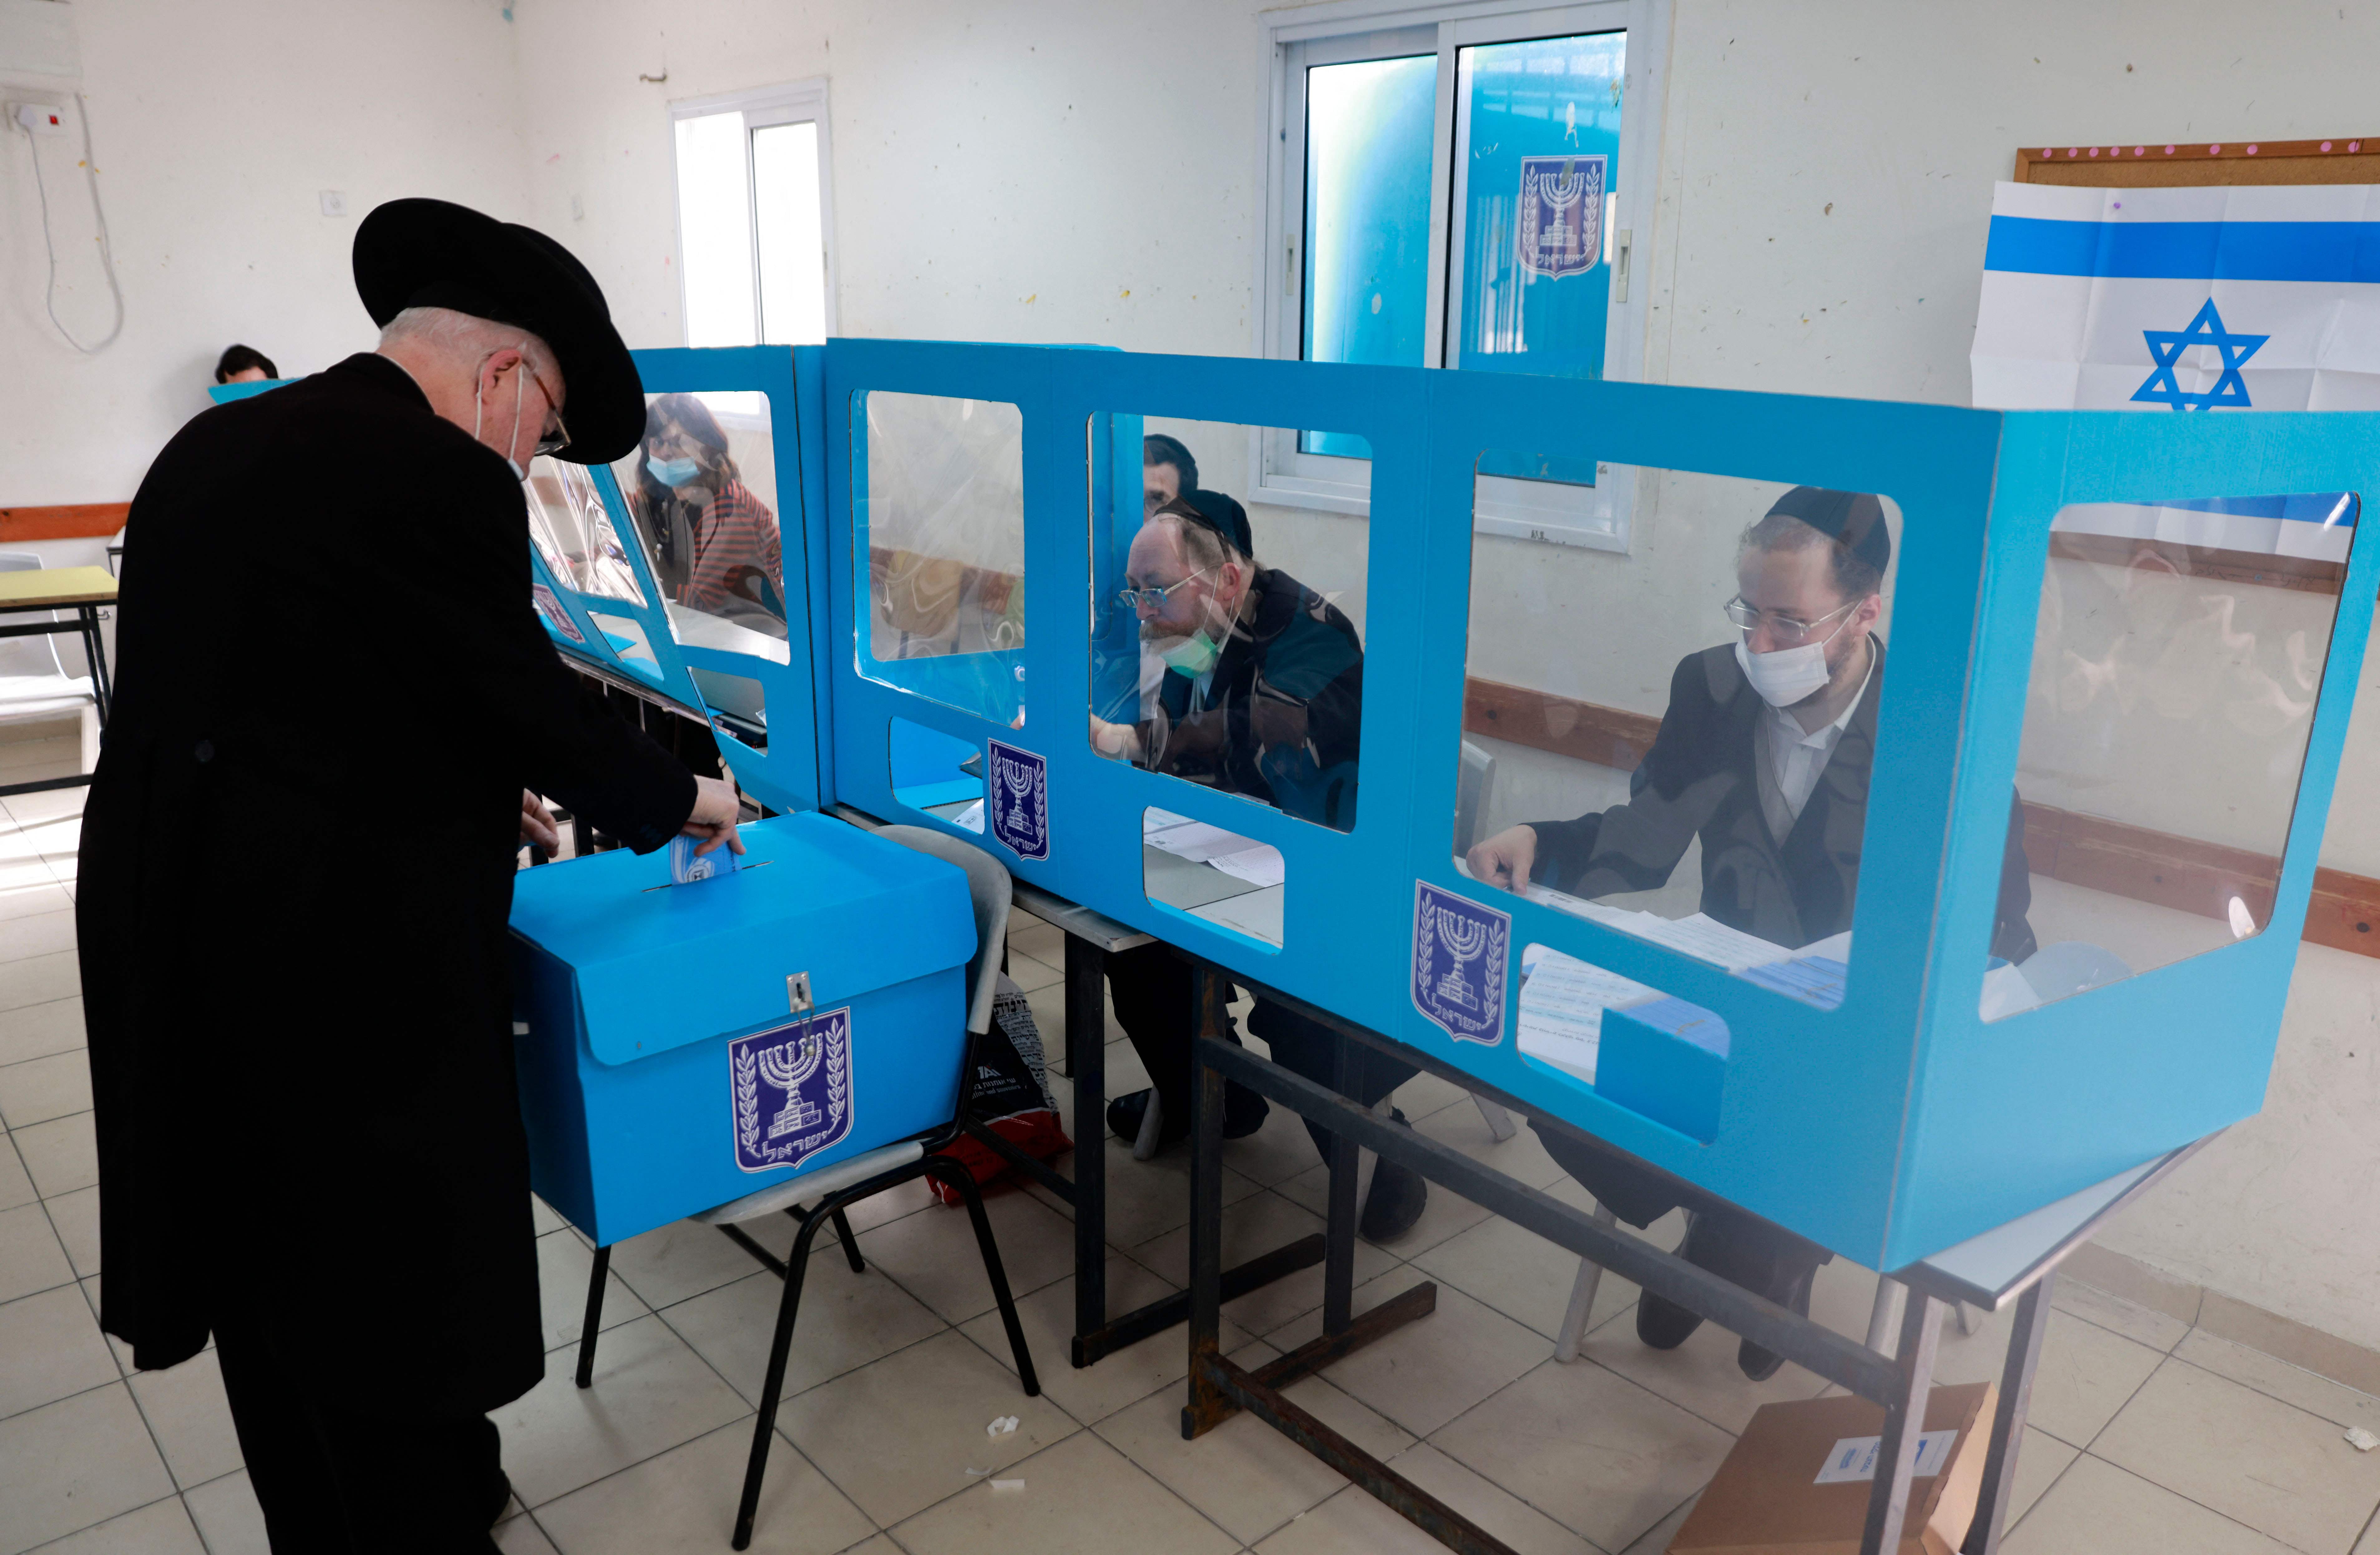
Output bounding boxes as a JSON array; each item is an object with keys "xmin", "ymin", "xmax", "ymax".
[{"xmin": 932, "ymin": 972, "xmax": 1073, "ymax": 1203}]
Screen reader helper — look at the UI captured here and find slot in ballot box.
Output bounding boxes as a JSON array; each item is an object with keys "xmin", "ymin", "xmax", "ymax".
[{"xmin": 508, "ymin": 812, "xmax": 975, "ymax": 1246}]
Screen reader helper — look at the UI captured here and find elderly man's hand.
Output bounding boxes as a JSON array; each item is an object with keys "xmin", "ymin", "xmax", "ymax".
[
  {"xmin": 1466, "ymin": 825, "xmax": 1538, "ymax": 893},
  {"xmin": 682, "ymin": 775, "xmax": 748, "ymax": 858},
  {"xmin": 519, "ymin": 790, "xmax": 560, "ymax": 851}
]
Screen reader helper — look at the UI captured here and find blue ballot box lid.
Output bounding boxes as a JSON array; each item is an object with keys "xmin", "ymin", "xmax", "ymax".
[{"xmin": 508, "ymin": 812, "xmax": 976, "ymax": 1067}]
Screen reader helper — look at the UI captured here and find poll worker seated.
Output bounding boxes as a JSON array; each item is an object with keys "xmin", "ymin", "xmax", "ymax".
[
  {"xmin": 214, "ymin": 343, "xmax": 279, "ymax": 385},
  {"xmin": 1466, "ymin": 486, "xmax": 2038, "ymax": 1380},
  {"xmin": 1143, "ymin": 431, "xmax": 1198, "ymax": 516},
  {"xmin": 1090, "ymin": 490, "xmax": 1430, "ymax": 1240},
  {"xmin": 632, "ymin": 392, "xmax": 785, "ymax": 623}
]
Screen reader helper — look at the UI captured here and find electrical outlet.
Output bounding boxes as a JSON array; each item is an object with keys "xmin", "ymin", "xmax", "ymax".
[
  {"xmin": 11, "ymin": 102, "xmax": 66, "ymax": 137},
  {"xmin": 318, "ymin": 189, "xmax": 347, "ymax": 217}
]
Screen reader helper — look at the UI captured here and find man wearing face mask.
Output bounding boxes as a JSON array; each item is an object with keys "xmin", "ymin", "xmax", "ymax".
[
  {"xmin": 1089, "ymin": 492, "xmax": 1431, "ymax": 1241},
  {"xmin": 78, "ymin": 198, "xmax": 745, "ymax": 1552},
  {"xmin": 1466, "ymin": 487, "xmax": 2036, "ymax": 1381}
]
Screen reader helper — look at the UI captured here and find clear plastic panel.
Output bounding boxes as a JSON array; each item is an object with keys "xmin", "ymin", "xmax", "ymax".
[
  {"xmin": 524, "ymin": 457, "xmax": 647, "ymax": 605},
  {"xmin": 610, "ymin": 391, "xmax": 791, "ymax": 666},
  {"xmin": 890, "ymin": 715, "xmax": 984, "ymax": 822},
  {"xmin": 855, "ymin": 391, "xmax": 1027, "ymax": 726},
  {"xmin": 1088, "ymin": 416, "xmax": 1371, "ymax": 833},
  {"xmin": 1457, "ymin": 465, "xmax": 1918, "ymax": 1006},
  {"xmin": 1980, "ymin": 493, "xmax": 2358, "ymax": 1017}
]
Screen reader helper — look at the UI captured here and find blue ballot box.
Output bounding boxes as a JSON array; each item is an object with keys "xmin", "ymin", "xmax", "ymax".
[{"xmin": 507, "ymin": 812, "xmax": 976, "ymax": 1247}]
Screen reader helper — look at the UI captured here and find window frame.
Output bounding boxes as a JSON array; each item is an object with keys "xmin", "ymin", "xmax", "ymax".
[
  {"xmin": 1252, "ymin": 0, "xmax": 1670, "ymax": 549},
  {"xmin": 667, "ymin": 78, "xmax": 841, "ymax": 348}
]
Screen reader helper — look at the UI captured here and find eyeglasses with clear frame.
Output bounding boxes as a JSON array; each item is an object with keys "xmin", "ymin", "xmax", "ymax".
[
  {"xmin": 1115, "ymin": 566, "xmax": 1215, "ymax": 612},
  {"xmin": 1721, "ymin": 594, "xmax": 1859, "ymax": 647}
]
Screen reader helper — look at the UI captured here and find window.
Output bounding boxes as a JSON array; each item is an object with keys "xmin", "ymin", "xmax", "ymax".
[
  {"xmin": 670, "ymin": 81, "xmax": 836, "ymax": 348},
  {"xmin": 1257, "ymin": 1, "xmax": 1669, "ymax": 547}
]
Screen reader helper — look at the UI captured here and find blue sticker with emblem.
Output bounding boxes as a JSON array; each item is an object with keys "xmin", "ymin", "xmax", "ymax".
[
  {"xmin": 1412, "ymin": 882, "xmax": 1509, "ymax": 1046},
  {"xmin": 985, "ymin": 738, "xmax": 1051, "ymax": 860},
  {"xmin": 730, "ymin": 1009, "xmax": 855, "ymax": 1174}
]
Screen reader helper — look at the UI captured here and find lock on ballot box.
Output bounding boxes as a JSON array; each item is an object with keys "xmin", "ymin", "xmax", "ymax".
[{"xmin": 508, "ymin": 812, "xmax": 976, "ymax": 1247}]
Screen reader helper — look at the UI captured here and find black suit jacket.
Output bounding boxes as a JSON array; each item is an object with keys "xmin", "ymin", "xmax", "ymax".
[
  {"xmin": 78, "ymin": 354, "xmax": 695, "ymax": 1408},
  {"xmin": 1529, "ymin": 640, "xmax": 2037, "ymax": 961}
]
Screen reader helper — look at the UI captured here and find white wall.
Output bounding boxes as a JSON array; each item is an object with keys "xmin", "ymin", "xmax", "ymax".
[
  {"xmin": 10, "ymin": 0, "xmax": 2380, "ymax": 1351},
  {"xmin": 0, "ymin": 0, "xmax": 527, "ymax": 509}
]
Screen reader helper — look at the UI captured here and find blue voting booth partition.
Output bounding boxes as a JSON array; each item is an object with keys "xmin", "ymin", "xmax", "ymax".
[{"xmin": 807, "ymin": 339, "xmax": 2380, "ymax": 1273}]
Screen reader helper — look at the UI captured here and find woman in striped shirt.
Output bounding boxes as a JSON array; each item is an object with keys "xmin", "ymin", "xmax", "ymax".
[{"xmin": 632, "ymin": 392, "xmax": 785, "ymax": 622}]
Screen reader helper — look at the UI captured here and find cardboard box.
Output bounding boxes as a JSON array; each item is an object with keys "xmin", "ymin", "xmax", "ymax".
[{"xmin": 1667, "ymin": 1381, "xmax": 1998, "ymax": 1555}]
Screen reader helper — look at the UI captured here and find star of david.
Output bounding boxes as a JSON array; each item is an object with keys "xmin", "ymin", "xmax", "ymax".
[{"xmin": 2132, "ymin": 299, "xmax": 2268, "ymax": 411}]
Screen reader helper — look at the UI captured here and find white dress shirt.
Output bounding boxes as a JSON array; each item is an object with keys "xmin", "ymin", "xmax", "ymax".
[{"xmin": 1755, "ymin": 648, "xmax": 1874, "ymax": 842}]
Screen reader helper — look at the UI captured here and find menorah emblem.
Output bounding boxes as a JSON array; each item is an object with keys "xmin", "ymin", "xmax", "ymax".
[
  {"xmin": 730, "ymin": 1009, "xmax": 857, "ymax": 1173},
  {"xmin": 757, "ymin": 1034, "xmax": 824, "ymax": 1139},
  {"xmin": 1516, "ymin": 156, "xmax": 1605, "ymax": 280},
  {"xmin": 986, "ymin": 739, "xmax": 1051, "ymax": 860},
  {"xmin": 1432, "ymin": 908, "xmax": 1488, "ymax": 1010},
  {"xmin": 1412, "ymin": 882, "xmax": 1510, "ymax": 1046}
]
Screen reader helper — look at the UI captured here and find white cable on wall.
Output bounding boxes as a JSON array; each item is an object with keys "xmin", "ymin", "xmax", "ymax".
[{"xmin": 21, "ymin": 90, "xmax": 123, "ymax": 354}]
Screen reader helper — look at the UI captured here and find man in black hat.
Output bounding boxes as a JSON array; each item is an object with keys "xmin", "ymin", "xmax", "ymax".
[
  {"xmin": 78, "ymin": 198, "xmax": 742, "ymax": 1552},
  {"xmin": 1466, "ymin": 487, "xmax": 2038, "ymax": 1381},
  {"xmin": 1089, "ymin": 489, "xmax": 1432, "ymax": 1241}
]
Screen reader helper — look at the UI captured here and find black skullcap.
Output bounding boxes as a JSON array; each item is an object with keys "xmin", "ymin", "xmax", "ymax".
[
  {"xmin": 353, "ymin": 198, "xmax": 644, "ymax": 464},
  {"xmin": 1765, "ymin": 486, "xmax": 1891, "ymax": 579},
  {"xmin": 1162, "ymin": 489, "xmax": 1254, "ymax": 559}
]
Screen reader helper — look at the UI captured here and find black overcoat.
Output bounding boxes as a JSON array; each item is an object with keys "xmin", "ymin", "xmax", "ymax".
[{"xmin": 77, "ymin": 353, "xmax": 695, "ymax": 1411}]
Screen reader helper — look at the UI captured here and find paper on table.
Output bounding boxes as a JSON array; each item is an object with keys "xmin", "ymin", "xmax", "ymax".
[
  {"xmin": 1626, "ymin": 912, "xmax": 1794, "ymax": 972},
  {"xmin": 1148, "ymin": 808, "xmax": 1285, "ymax": 885},
  {"xmin": 953, "ymin": 798, "xmax": 985, "ymax": 834},
  {"xmin": 1206, "ymin": 845, "xmax": 1287, "ymax": 887},
  {"xmin": 1516, "ymin": 949, "xmax": 1661, "ymax": 1084}
]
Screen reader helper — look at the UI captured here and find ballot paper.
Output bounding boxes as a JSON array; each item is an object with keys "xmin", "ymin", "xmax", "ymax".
[
  {"xmin": 1733, "ymin": 955, "xmax": 1850, "ymax": 1010},
  {"xmin": 1516, "ymin": 948, "xmax": 1660, "ymax": 1083},
  {"xmin": 1144, "ymin": 809, "xmax": 1287, "ymax": 887},
  {"xmin": 953, "ymin": 798, "xmax": 986, "ymax": 834},
  {"xmin": 669, "ymin": 834, "xmax": 739, "ymax": 885}
]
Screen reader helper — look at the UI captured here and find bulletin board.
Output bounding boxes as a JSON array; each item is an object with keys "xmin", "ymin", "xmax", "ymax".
[{"xmin": 2016, "ymin": 135, "xmax": 2380, "ymax": 188}]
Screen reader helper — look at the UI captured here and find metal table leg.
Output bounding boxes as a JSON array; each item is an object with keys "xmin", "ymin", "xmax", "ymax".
[
  {"xmin": 1861, "ymin": 1288, "xmax": 1945, "ymax": 1554},
  {"xmin": 1067, "ymin": 933, "xmax": 1109, "ymax": 1359},
  {"xmin": 1182, "ymin": 963, "xmax": 1232, "ymax": 1437},
  {"xmin": 1323, "ymin": 1025, "xmax": 1359, "ymax": 1337},
  {"xmin": 78, "ymin": 602, "xmax": 113, "ymax": 727},
  {"xmin": 1962, "ymin": 1269, "xmax": 2055, "ymax": 1555}
]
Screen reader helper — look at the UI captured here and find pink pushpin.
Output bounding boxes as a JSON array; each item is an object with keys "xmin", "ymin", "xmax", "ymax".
[
  {"xmin": 2068, "ymin": 147, "xmax": 2080, "ymax": 157},
  {"xmin": 2323, "ymin": 141, "xmax": 2335, "ymax": 152},
  {"xmin": 2164, "ymin": 144, "xmax": 2176, "ymax": 154},
  {"xmin": 2209, "ymin": 143, "xmax": 2222, "ymax": 154},
  {"xmin": 2247, "ymin": 144, "xmax": 2259, "ymax": 155},
  {"xmin": 2089, "ymin": 147, "xmax": 2099, "ymax": 157},
  {"xmin": 2134, "ymin": 146, "xmax": 2146, "ymax": 156}
]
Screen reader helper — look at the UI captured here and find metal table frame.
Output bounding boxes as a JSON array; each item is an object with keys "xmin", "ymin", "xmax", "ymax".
[
  {"xmin": 0, "ymin": 582, "xmax": 113, "ymax": 798},
  {"xmin": 1178, "ymin": 955, "xmax": 2215, "ymax": 1555},
  {"xmin": 828, "ymin": 803, "xmax": 1328, "ymax": 1369}
]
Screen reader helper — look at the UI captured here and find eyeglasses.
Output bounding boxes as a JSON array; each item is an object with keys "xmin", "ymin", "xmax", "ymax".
[
  {"xmin": 527, "ymin": 367, "xmax": 571, "ymax": 460},
  {"xmin": 1116, "ymin": 567, "xmax": 1214, "ymax": 611},
  {"xmin": 1722, "ymin": 594, "xmax": 1859, "ymax": 647}
]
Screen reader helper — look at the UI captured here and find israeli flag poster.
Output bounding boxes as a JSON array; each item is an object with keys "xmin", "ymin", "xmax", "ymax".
[{"xmin": 1972, "ymin": 181, "xmax": 2380, "ymax": 413}]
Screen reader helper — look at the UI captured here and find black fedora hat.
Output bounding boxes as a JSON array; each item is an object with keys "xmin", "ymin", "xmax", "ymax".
[{"xmin": 353, "ymin": 198, "xmax": 643, "ymax": 465}]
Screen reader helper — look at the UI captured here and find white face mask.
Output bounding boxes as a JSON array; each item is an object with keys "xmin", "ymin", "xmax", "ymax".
[
  {"xmin": 1734, "ymin": 637, "xmax": 1832, "ymax": 707},
  {"xmin": 472, "ymin": 345, "xmax": 532, "ymax": 481}
]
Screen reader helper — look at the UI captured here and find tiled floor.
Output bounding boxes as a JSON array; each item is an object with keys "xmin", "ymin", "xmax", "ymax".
[{"xmin": 4, "ymin": 732, "xmax": 2379, "ymax": 1553}]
